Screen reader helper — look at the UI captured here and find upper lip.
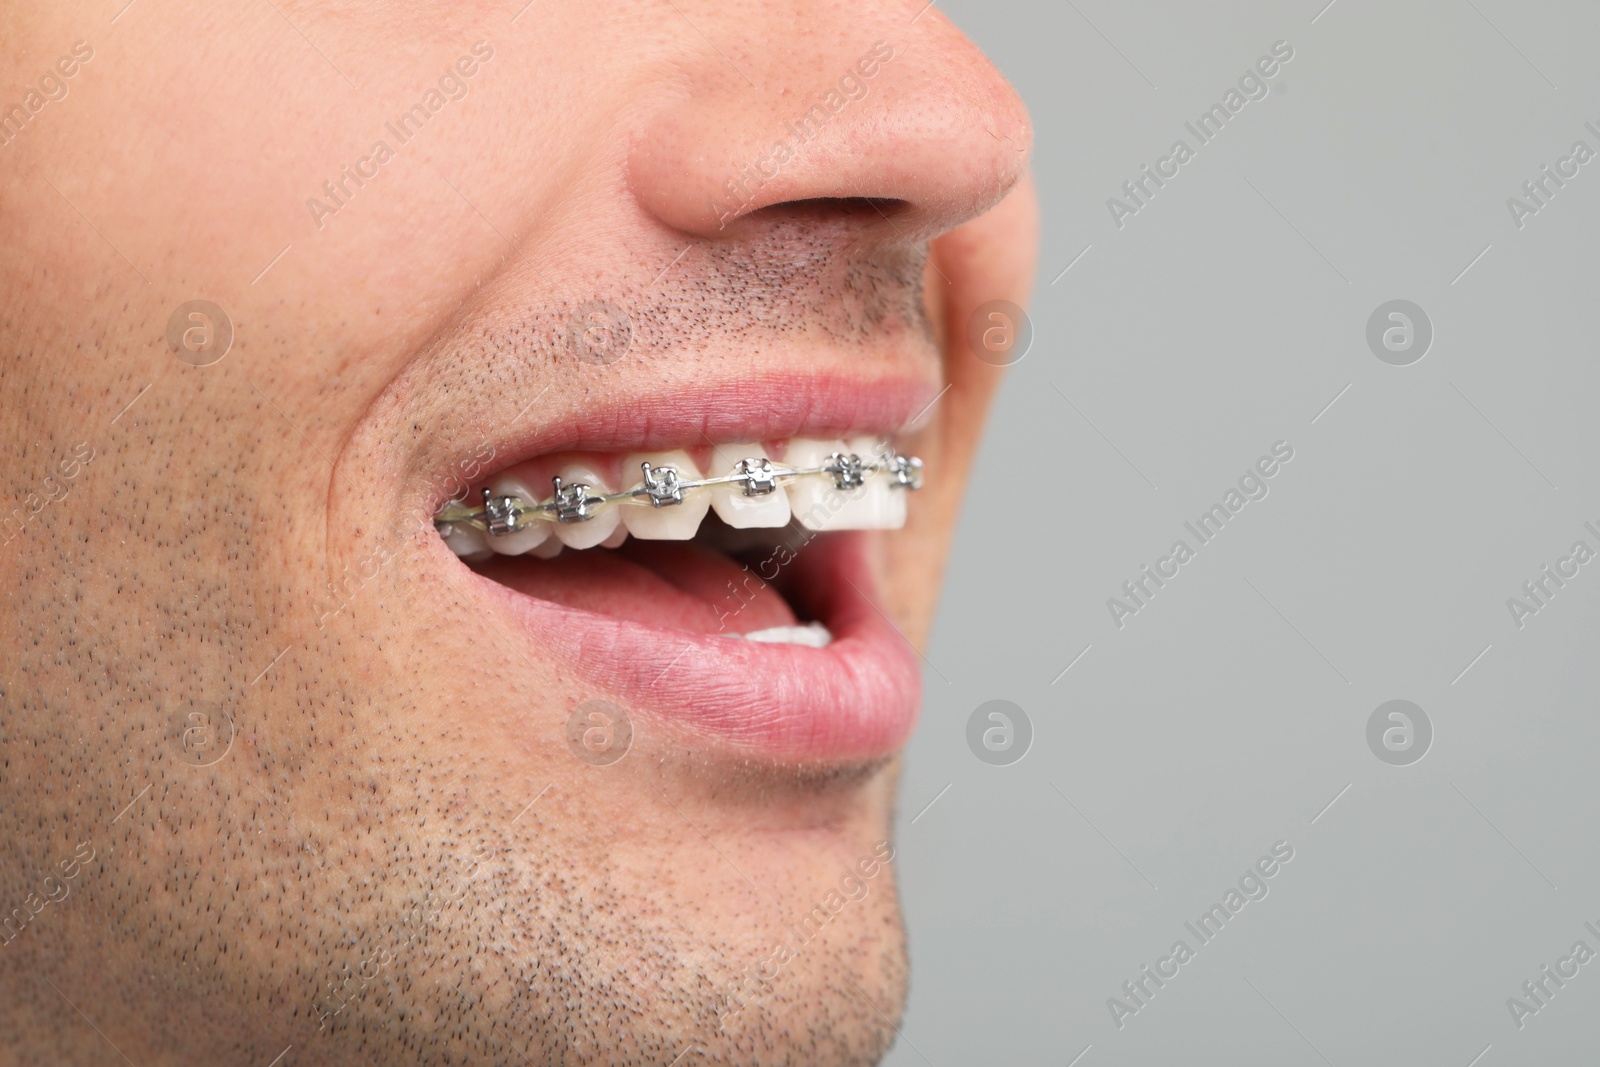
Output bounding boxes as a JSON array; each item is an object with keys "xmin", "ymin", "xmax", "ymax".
[{"xmin": 411, "ymin": 369, "xmax": 940, "ymax": 517}]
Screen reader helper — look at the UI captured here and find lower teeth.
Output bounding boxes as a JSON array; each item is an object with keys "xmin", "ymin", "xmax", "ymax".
[{"xmin": 724, "ymin": 622, "xmax": 833, "ymax": 648}]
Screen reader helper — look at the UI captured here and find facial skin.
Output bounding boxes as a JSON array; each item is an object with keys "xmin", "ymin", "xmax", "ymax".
[{"xmin": 0, "ymin": 1, "xmax": 1034, "ymax": 1063}]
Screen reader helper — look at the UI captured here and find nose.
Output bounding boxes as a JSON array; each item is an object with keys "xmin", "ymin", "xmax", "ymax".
[{"xmin": 627, "ymin": 9, "xmax": 1031, "ymax": 243}]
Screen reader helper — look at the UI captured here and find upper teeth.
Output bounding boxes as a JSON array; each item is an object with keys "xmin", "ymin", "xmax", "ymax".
[
  {"xmin": 709, "ymin": 444, "xmax": 791, "ymax": 531},
  {"xmin": 435, "ymin": 437, "xmax": 923, "ymax": 556}
]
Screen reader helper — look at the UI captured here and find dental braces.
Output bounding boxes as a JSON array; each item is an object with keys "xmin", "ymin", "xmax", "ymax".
[{"xmin": 433, "ymin": 448, "xmax": 925, "ymax": 536}]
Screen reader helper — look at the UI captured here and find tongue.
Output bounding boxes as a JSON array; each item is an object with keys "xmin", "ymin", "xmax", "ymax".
[{"xmin": 470, "ymin": 540, "xmax": 801, "ymax": 635}]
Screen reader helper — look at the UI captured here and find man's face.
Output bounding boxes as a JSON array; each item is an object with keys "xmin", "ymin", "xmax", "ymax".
[{"xmin": 0, "ymin": 1, "xmax": 1033, "ymax": 1062}]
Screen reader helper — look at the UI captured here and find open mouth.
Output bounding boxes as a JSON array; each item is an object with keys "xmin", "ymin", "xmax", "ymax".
[
  {"xmin": 420, "ymin": 384, "xmax": 934, "ymax": 763},
  {"xmin": 438, "ymin": 436, "xmax": 921, "ymax": 644}
]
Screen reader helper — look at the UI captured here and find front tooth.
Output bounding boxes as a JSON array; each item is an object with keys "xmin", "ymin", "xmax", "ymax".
[
  {"xmin": 622, "ymin": 451, "xmax": 710, "ymax": 540},
  {"xmin": 846, "ymin": 435, "xmax": 905, "ymax": 529},
  {"xmin": 785, "ymin": 438, "xmax": 849, "ymax": 531},
  {"xmin": 785, "ymin": 437, "xmax": 903, "ymax": 531},
  {"xmin": 442, "ymin": 520, "xmax": 492, "ymax": 560},
  {"xmin": 709, "ymin": 444, "xmax": 792, "ymax": 529},
  {"xmin": 486, "ymin": 474, "xmax": 554, "ymax": 555},
  {"xmin": 551, "ymin": 465, "xmax": 620, "ymax": 549}
]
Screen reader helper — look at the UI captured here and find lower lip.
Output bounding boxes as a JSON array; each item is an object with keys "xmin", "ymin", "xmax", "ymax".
[{"xmin": 470, "ymin": 531, "xmax": 923, "ymax": 761}]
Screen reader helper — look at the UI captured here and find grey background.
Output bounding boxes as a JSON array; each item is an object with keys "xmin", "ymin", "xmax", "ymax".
[{"xmin": 891, "ymin": 1, "xmax": 1600, "ymax": 1064}]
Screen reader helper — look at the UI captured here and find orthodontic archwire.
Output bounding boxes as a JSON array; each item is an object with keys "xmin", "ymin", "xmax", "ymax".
[{"xmin": 433, "ymin": 446, "xmax": 925, "ymax": 537}]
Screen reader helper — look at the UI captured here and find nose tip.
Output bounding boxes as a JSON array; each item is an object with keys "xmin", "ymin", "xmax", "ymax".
[{"xmin": 628, "ymin": 25, "xmax": 1031, "ymax": 243}]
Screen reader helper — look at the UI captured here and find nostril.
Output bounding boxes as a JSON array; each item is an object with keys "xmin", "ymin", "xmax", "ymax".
[
  {"xmin": 730, "ymin": 196, "xmax": 912, "ymax": 231},
  {"xmin": 761, "ymin": 197, "xmax": 910, "ymax": 217}
]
